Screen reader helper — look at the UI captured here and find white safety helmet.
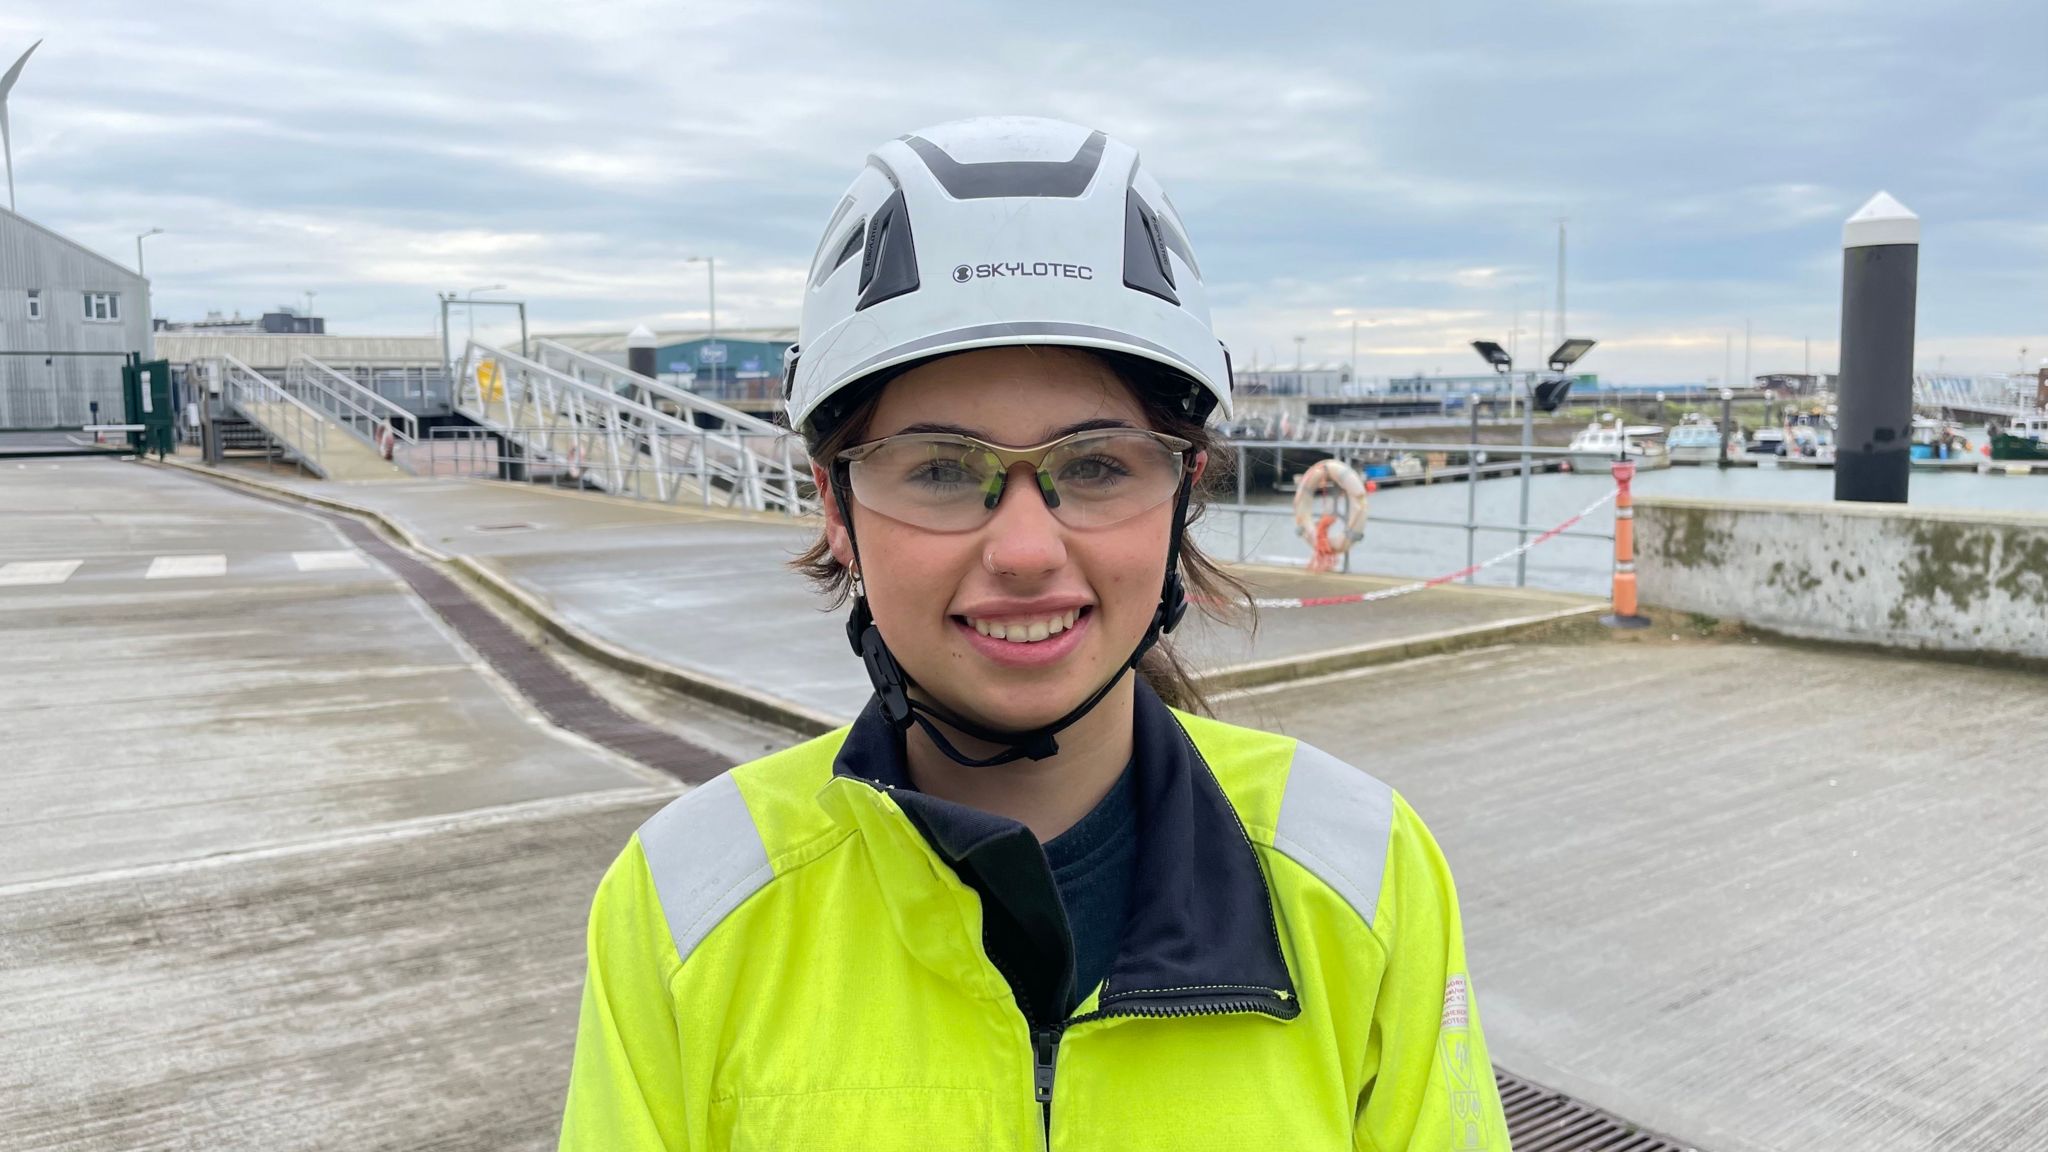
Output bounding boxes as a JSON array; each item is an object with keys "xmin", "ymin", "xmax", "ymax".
[{"xmin": 785, "ymin": 116, "xmax": 1234, "ymax": 439}]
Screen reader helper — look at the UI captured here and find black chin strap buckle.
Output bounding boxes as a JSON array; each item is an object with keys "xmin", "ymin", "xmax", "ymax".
[
  {"xmin": 849, "ymin": 596, "xmax": 912, "ymax": 727},
  {"xmin": 1159, "ymin": 570, "xmax": 1189, "ymax": 635}
]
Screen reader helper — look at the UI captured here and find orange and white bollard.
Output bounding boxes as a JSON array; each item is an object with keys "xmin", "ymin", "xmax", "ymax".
[{"xmin": 1604, "ymin": 458, "xmax": 1651, "ymax": 628}]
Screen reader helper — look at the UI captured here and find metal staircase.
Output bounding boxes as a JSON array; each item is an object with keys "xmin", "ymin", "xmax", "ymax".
[{"xmin": 451, "ymin": 340, "xmax": 815, "ymax": 515}]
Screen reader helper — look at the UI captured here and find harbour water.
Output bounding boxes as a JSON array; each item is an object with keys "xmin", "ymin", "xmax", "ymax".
[{"xmin": 1197, "ymin": 463, "xmax": 2048, "ymax": 597}]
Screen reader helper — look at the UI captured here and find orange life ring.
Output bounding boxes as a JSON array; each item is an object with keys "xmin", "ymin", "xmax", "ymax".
[{"xmin": 1293, "ymin": 458, "xmax": 1369, "ymax": 572}]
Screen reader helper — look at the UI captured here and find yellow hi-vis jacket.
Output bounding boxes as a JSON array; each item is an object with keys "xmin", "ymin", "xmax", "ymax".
[{"xmin": 560, "ymin": 681, "xmax": 1510, "ymax": 1151}]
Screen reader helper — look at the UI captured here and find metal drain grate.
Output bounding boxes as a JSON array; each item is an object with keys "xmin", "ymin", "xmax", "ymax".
[{"xmin": 1497, "ymin": 1069, "xmax": 1697, "ymax": 1152}]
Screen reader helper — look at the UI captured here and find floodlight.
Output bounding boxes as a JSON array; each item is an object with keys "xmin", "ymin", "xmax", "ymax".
[
  {"xmin": 1532, "ymin": 377, "xmax": 1574, "ymax": 412},
  {"xmin": 1470, "ymin": 340, "xmax": 1512, "ymax": 372},
  {"xmin": 1548, "ymin": 338, "xmax": 1596, "ymax": 371}
]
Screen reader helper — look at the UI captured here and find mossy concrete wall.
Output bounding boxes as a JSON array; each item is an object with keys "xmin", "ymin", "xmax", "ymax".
[{"xmin": 1636, "ymin": 496, "xmax": 2048, "ymax": 660}]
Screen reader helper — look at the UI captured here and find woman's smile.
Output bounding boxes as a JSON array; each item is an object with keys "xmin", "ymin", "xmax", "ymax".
[{"xmin": 952, "ymin": 605, "xmax": 1095, "ymax": 668}]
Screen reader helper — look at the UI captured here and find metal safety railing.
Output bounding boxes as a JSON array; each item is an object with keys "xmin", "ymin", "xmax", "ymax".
[
  {"xmin": 1914, "ymin": 373, "xmax": 2038, "ymax": 420},
  {"xmin": 1214, "ymin": 438, "xmax": 1613, "ymax": 586},
  {"xmin": 422, "ymin": 424, "xmax": 815, "ymax": 507},
  {"xmin": 452, "ymin": 340, "xmax": 814, "ymax": 515},
  {"xmin": 214, "ymin": 355, "xmax": 331, "ymax": 477},
  {"xmin": 285, "ymin": 355, "xmax": 419, "ymax": 467},
  {"xmin": 531, "ymin": 339, "xmax": 813, "ymax": 513}
]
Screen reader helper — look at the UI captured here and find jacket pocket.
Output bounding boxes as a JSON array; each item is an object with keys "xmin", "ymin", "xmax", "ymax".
[{"xmin": 715, "ymin": 1085, "xmax": 1002, "ymax": 1152}]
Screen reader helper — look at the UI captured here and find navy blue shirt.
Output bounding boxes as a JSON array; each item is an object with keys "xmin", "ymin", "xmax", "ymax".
[{"xmin": 1042, "ymin": 763, "xmax": 1138, "ymax": 1007}]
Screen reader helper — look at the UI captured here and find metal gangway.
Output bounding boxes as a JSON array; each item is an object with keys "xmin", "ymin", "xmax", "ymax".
[
  {"xmin": 451, "ymin": 340, "xmax": 814, "ymax": 515},
  {"xmin": 211, "ymin": 355, "xmax": 412, "ymax": 481},
  {"xmin": 285, "ymin": 356, "xmax": 422, "ymax": 464},
  {"xmin": 1914, "ymin": 373, "xmax": 2039, "ymax": 423}
]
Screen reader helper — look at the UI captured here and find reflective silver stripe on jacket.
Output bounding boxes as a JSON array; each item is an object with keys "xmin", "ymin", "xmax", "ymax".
[
  {"xmin": 1271, "ymin": 741, "xmax": 1396, "ymax": 928},
  {"xmin": 637, "ymin": 772, "xmax": 774, "ymax": 965}
]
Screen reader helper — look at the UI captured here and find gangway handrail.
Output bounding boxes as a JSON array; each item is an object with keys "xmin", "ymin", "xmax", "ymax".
[
  {"xmin": 291, "ymin": 355, "xmax": 420, "ymax": 447},
  {"xmin": 454, "ymin": 340, "xmax": 814, "ymax": 515},
  {"xmin": 217, "ymin": 354, "xmax": 330, "ymax": 477},
  {"xmin": 531, "ymin": 338, "xmax": 791, "ymax": 438}
]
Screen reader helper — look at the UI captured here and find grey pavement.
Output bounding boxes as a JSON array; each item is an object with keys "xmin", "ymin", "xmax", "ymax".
[
  {"xmin": 1219, "ymin": 635, "xmax": 2048, "ymax": 1152},
  {"xmin": 0, "ymin": 460, "xmax": 672, "ymax": 1150},
  {"xmin": 21, "ymin": 461, "xmax": 2033, "ymax": 1151},
  {"xmin": 234, "ymin": 472, "xmax": 1592, "ymax": 720}
]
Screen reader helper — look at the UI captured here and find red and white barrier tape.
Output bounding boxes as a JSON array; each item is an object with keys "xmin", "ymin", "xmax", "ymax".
[{"xmin": 1245, "ymin": 486, "xmax": 1620, "ymax": 609}]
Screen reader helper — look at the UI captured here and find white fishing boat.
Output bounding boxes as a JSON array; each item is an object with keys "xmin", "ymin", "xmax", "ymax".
[
  {"xmin": 1567, "ymin": 419, "xmax": 1671, "ymax": 472},
  {"xmin": 1665, "ymin": 414, "xmax": 1737, "ymax": 463}
]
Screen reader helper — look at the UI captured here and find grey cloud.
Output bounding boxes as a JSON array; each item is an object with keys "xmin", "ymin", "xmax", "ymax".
[{"xmin": 3, "ymin": 0, "xmax": 2041, "ymax": 378}]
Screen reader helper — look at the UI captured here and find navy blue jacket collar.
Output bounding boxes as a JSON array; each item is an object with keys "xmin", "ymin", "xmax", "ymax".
[{"xmin": 830, "ymin": 679, "xmax": 1299, "ymax": 1029}]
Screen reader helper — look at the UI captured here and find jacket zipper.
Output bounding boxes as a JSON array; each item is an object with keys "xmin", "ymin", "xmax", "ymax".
[{"xmin": 1032, "ymin": 1027, "xmax": 1060, "ymax": 1148}]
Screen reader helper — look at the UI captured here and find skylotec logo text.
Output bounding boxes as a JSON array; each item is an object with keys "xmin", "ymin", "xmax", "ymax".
[{"xmin": 952, "ymin": 262, "xmax": 1094, "ymax": 283}]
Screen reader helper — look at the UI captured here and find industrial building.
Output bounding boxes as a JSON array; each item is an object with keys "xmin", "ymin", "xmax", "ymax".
[
  {"xmin": 0, "ymin": 206, "xmax": 151, "ymax": 429},
  {"xmin": 152, "ymin": 332, "xmax": 449, "ymax": 415},
  {"xmin": 155, "ymin": 307, "xmax": 327, "ymax": 335}
]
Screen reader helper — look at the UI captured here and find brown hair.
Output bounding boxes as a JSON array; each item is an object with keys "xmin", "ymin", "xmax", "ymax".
[{"xmin": 790, "ymin": 348, "xmax": 1253, "ymax": 716}]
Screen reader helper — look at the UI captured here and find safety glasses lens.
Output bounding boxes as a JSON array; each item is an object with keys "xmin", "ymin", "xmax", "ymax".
[{"xmin": 845, "ymin": 430, "xmax": 1185, "ymax": 530}]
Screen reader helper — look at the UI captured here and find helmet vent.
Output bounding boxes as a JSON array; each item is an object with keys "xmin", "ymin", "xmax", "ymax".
[
  {"xmin": 856, "ymin": 190, "xmax": 921, "ymax": 311},
  {"xmin": 902, "ymin": 130, "xmax": 1107, "ymax": 199},
  {"xmin": 811, "ymin": 219, "xmax": 868, "ymax": 288},
  {"xmin": 833, "ymin": 219, "xmax": 866, "ymax": 271},
  {"xmin": 1122, "ymin": 188, "xmax": 1180, "ymax": 305}
]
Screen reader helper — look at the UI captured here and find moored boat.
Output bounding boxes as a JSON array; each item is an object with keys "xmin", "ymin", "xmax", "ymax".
[
  {"xmin": 1665, "ymin": 414, "xmax": 1738, "ymax": 463},
  {"xmin": 1989, "ymin": 413, "xmax": 2048, "ymax": 461},
  {"xmin": 1567, "ymin": 419, "xmax": 1671, "ymax": 472}
]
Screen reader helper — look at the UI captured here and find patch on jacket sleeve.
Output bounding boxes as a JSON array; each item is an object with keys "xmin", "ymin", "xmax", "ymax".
[{"xmin": 1439, "ymin": 974, "xmax": 1492, "ymax": 1150}]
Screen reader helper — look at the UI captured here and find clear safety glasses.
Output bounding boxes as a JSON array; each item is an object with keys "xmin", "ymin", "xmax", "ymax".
[{"xmin": 837, "ymin": 427, "xmax": 1194, "ymax": 532}]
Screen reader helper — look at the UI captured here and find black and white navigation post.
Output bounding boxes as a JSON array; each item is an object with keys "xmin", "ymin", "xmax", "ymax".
[{"xmin": 1835, "ymin": 192, "xmax": 1920, "ymax": 503}]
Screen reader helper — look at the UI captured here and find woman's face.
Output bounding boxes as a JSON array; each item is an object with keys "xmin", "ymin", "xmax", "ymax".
[{"xmin": 818, "ymin": 346, "xmax": 1194, "ymax": 734}]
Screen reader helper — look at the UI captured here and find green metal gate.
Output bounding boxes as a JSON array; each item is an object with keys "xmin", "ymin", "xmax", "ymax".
[{"xmin": 121, "ymin": 356, "xmax": 174, "ymax": 457}]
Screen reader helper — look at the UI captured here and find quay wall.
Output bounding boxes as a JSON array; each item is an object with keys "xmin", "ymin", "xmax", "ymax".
[{"xmin": 1636, "ymin": 496, "xmax": 2048, "ymax": 661}]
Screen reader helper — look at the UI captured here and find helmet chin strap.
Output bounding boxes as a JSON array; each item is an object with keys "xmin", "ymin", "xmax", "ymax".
[{"xmin": 837, "ymin": 471, "xmax": 1194, "ymax": 770}]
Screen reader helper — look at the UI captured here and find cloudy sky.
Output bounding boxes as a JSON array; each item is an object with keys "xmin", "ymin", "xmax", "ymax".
[{"xmin": 5, "ymin": 0, "xmax": 2043, "ymax": 383}]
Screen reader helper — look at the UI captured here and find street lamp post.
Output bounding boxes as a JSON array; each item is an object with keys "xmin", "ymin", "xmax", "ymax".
[
  {"xmin": 1466, "ymin": 338, "xmax": 1515, "ymax": 582},
  {"xmin": 687, "ymin": 256, "xmax": 717, "ymax": 392},
  {"xmin": 1471, "ymin": 341, "xmax": 1514, "ymax": 585},
  {"xmin": 136, "ymin": 228, "xmax": 163, "ymax": 277}
]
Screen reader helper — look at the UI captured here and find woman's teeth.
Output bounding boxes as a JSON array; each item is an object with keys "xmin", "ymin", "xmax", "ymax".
[{"xmin": 968, "ymin": 608, "xmax": 1082, "ymax": 643}]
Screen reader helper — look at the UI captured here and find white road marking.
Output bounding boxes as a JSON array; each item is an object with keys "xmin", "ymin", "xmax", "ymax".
[
  {"xmin": 292, "ymin": 550, "xmax": 369, "ymax": 572},
  {"xmin": 146, "ymin": 554, "xmax": 228, "ymax": 580},
  {"xmin": 0, "ymin": 560, "xmax": 84, "ymax": 587},
  {"xmin": 0, "ymin": 786, "xmax": 681, "ymax": 900}
]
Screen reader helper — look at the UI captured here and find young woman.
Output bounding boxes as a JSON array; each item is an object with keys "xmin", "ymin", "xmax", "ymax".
[{"xmin": 560, "ymin": 117, "xmax": 1510, "ymax": 1151}]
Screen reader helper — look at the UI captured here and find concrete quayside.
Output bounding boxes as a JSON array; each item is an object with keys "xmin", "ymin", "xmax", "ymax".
[{"xmin": 2, "ymin": 454, "xmax": 2044, "ymax": 1152}]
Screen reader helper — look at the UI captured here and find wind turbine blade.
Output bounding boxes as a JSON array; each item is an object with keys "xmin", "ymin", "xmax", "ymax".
[{"xmin": 0, "ymin": 40, "xmax": 41, "ymax": 98}]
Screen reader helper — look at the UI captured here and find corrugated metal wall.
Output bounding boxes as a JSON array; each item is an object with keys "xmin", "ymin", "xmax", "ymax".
[{"xmin": 0, "ymin": 210, "xmax": 151, "ymax": 429}]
